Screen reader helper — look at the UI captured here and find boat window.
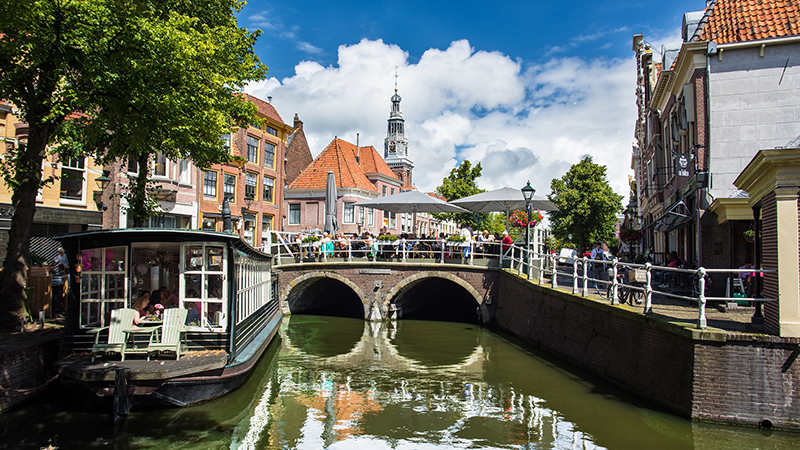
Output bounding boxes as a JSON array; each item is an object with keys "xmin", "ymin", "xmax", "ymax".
[
  {"xmin": 79, "ymin": 246, "xmax": 127, "ymax": 328},
  {"xmin": 181, "ymin": 243, "xmax": 227, "ymax": 331}
]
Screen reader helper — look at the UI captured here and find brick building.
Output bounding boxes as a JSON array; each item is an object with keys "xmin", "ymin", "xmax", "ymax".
[
  {"xmin": 631, "ymin": 0, "xmax": 800, "ymax": 292},
  {"xmin": 198, "ymin": 94, "xmax": 293, "ymax": 249}
]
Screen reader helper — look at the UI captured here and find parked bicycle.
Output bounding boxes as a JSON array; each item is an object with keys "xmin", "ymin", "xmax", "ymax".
[{"xmin": 595, "ymin": 266, "xmax": 645, "ymax": 305}]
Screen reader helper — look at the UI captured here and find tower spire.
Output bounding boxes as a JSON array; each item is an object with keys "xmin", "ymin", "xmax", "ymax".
[{"xmin": 384, "ymin": 69, "xmax": 413, "ymax": 188}]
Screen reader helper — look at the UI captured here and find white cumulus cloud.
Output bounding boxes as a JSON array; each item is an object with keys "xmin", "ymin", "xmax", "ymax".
[{"xmin": 246, "ymin": 38, "xmax": 637, "ymax": 198}]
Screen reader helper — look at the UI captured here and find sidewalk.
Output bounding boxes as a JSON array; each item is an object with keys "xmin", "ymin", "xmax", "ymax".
[{"xmin": 550, "ymin": 267, "xmax": 761, "ymax": 333}]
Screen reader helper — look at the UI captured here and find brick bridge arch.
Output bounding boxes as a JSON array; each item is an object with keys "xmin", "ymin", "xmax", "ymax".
[
  {"xmin": 277, "ymin": 263, "xmax": 498, "ymax": 322},
  {"xmin": 383, "ymin": 270, "xmax": 484, "ymax": 307}
]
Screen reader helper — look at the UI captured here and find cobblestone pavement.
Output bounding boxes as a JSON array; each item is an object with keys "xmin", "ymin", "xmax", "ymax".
[{"xmin": 538, "ymin": 266, "xmax": 763, "ymax": 334}]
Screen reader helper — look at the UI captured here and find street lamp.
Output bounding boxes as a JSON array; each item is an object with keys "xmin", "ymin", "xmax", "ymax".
[{"xmin": 521, "ymin": 181, "xmax": 535, "ymax": 277}]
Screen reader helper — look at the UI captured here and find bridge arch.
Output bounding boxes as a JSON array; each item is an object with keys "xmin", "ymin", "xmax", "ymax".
[
  {"xmin": 385, "ymin": 271, "xmax": 484, "ymax": 306},
  {"xmin": 384, "ymin": 271, "xmax": 485, "ymax": 323},
  {"xmin": 282, "ymin": 271, "xmax": 369, "ymax": 319}
]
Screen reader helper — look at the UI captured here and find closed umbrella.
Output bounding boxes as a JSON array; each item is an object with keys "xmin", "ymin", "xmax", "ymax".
[
  {"xmin": 356, "ymin": 190, "xmax": 468, "ymax": 233},
  {"xmin": 324, "ymin": 171, "xmax": 338, "ymax": 234}
]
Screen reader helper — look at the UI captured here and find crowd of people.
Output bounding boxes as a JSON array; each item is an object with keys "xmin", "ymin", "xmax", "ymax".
[{"xmin": 284, "ymin": 225, "xmax": 516, "ymax": 260}]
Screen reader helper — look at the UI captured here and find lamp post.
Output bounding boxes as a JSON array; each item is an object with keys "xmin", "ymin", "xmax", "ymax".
[
  {"xmin": 521, "ymin": 181, "xmax": 535, "ymax": 277},
  {"xmin": 93, "ymin": 173, "xmax": 111, "ymax": 228}
]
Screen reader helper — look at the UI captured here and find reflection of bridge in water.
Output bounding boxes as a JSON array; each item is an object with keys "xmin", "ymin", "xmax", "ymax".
[{"xmin": 235, "ymin": 316, "xmax": 606, "ymax": 449}]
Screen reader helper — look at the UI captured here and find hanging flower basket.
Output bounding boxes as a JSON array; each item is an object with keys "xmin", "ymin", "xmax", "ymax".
[
  {"xmin": 744, "ymin": 230, "xmax": 756, "ymax": 243},
  {"xmin": 509, "ymin": 209, "xmax": 544, "ymax": 228},
  {"xmin": 619, "ymin": 227, "xmax": 644, "ymax": 245}
]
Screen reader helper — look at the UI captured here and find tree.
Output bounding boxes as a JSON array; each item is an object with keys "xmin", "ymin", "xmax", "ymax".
[
  {"xmin": 434, "ymin": 160, "xmax": 485, "ymax": 230},
  {"xmin": 0, "ymin": 0, "xmax": 267, "ymax": 329},
  {"xmin": 548, "ymin": 157, "xmax": 623, "ymax": 253}
]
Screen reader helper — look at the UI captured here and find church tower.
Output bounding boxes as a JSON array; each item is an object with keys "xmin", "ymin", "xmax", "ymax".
[{"xmin": 384, "ymin": 72, "xmax": 413, "ymax": 188}]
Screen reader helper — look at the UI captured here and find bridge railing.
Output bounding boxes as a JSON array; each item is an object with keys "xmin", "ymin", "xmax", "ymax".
[
  {"xmin": 266, "ymin": 231, "xmax": 776, "ymax": 330},
  {"xmin": 266, "ymin": 231, "xmax": 541, "ymax": 272},
  {"xmin": 548, "ymin": 255, "xmax": 776, "ymax": 329}
]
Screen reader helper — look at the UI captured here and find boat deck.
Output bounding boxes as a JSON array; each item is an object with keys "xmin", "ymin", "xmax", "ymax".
[{"xmin": 56, "ymin": 350, "xmax": 229, "ymax": 382}]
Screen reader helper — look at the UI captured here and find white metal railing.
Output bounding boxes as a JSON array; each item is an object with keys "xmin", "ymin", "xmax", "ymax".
[{"xmin": 266, "ymin": 231, "xmax": 776, "ymax": 330}]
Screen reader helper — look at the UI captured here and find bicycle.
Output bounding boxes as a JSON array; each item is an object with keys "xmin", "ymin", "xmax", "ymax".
[{"xmin": 594, "ymin": 266, "xmax": 644, "ymax": 305}]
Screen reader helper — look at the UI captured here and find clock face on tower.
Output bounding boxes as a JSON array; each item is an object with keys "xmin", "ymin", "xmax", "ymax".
[{"xmin": 389, "ymin": 142, "xmax": 396, "ymax": 153}]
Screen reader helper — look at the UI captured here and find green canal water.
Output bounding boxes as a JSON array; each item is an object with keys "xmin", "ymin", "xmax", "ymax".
[{"xmin": 1, "ymin": 315, "xmax": 796, "ymax": 449}]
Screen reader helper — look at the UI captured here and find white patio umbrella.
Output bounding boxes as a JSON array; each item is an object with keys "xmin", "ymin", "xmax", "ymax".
[
  {"xmin": 324, "ymin": 171, "xmax": 338, "ymax": 234},
  {"xmin": 450, "ymin": 186, "xmax": 558, "ymax": 231},
  {"xmin": 356, "ymin": 190, "xmax": 469, "ymax": 233}
]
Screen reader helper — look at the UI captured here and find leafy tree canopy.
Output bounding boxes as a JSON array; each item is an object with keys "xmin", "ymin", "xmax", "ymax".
[
  {"xmin": 0, "ymin": 0, "xmax": 267, "ymax": 329},
  {"xmin": 434, "ymin": 160, "xmax": 485, "ymax": 230},
  {"xmin": 547, "ymin": 157, "xmax": 623, "ymax": 253}
]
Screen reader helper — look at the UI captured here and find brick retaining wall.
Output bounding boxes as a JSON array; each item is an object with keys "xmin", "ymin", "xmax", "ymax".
[
  {"xmin": 0, "ymin": 330, "xmax": 62, "ymax": 412},
  {"xmin": 494, "ymin": 270, "xmax": 800, "ymax": 430}
]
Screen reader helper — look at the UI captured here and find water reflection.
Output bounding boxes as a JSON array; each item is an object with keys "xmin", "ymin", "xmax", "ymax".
[{"xmin": 2, "ymin": 316, "xmax": 799, "ymax": 449}]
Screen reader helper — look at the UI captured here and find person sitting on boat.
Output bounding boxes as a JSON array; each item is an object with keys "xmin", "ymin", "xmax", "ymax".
[{"xmin": 132, "ymin": 293, "xmax": 151, "ymax": 325}]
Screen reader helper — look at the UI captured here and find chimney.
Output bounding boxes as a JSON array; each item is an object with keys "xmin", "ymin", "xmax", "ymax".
[
  {"xmin": 293, "ymin": 113, "xmax": 303, "ymax": 131},
  {"xmin": 356, "ymin": 133, "xmax": 360, "ymax": 165},
  {"xmin": 267, "ymin": 96, "xmax": 273, "ymax": 103}
]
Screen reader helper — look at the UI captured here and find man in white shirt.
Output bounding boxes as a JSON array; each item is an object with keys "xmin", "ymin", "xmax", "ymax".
[
  {"xmin": 459, "ymin": 224, "xmax": 472, "ymax": 258},
  {"xmin": 590, "ymin": 242, "xmax": 607, "ymax": 289}
]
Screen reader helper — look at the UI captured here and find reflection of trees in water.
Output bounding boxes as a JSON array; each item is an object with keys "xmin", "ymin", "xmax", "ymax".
[{"xmin": 267, "ymin": 316, "xmax": 605, "ymax": 449}]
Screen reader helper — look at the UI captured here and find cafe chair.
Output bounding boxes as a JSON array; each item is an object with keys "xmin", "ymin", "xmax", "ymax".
[
  {"xmin": 88, "ymin": 308, "xmax": 136, "ymax": 362},
  {"xmin": 147, "ymin": 308, "xmax": 189, "ymax": 360}
]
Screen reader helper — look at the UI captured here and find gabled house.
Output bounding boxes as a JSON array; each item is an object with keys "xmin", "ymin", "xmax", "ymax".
[
  {"xmin": 197, "ymin": 94, "xmax": 293, "ymax": 249},
  {"xmin": 284, "ymin": 137, "xmax": 402, "ymax": 236},
  {"xmin": 631, "ymin": 0, "xmax": 800, "ymax": 282}
]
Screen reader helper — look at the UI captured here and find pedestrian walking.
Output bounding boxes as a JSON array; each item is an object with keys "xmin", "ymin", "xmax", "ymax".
[{"xmin": 590, "ymin": 242, "xmax": 607, "ymax": 288}]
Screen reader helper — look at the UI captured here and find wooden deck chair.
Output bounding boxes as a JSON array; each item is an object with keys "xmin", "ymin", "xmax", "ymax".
[
  {"xmin": 147, "ymin": 308, "xmax": 188, "ymax": 360},
  {"xmin": 89, "ymin": 308, "xmax": 136, "ymax": 362}
]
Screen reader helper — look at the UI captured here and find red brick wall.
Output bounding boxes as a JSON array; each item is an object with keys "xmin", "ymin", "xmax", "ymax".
[{"xmin": 494, "ymin": 272, "xmax": 800, "ymax": 429}]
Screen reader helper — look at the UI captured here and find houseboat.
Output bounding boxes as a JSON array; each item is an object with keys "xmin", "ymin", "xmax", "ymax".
[{"xmin": 54, "ymin": 228, "xmax": 281, "ymax": 410}]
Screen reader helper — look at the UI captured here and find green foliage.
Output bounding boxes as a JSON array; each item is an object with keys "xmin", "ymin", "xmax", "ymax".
[
  {"xmin": 548, "ymin": 157, "xmax": 623, "ymax": 253},
  {"xmin": 0, "ymin": 0, "xmax": 267, "ymax": 328},
  {"xmin": 434, "ymin": 160, "xmax": 485, "ymax": 229},
  {"xmin": 377, "ymin": 234, "xmax": 399, "ymax": 242},
  {"xmin": 446, "ymin": 235, "xmax": 466, "ymax": 243},
  {"xmin": 480, "ymin": 213, "xmax": 507, "ymax": 235},
  {"xmin": 302, "ymin": 235, "xmax": 320, "ymax": 244}
]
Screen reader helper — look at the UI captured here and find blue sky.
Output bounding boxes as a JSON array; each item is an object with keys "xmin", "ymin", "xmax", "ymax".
[{"xmin": 240, "ymin": 0, "xmax": 702, "ymax": 196}]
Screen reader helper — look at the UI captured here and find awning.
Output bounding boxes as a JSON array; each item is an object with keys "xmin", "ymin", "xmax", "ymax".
[{"xmin": 652, "ymin": 200, "xmax": 693, "ymax": 232}]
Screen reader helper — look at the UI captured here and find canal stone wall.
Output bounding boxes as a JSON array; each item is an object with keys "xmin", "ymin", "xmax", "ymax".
[
  {"xmin": 0, "ymin": 330, "xmax": 61, "ymax": 412},
  {"xmin": 494, "ymin": 270, "xmax": 800, "ymax": 430}
]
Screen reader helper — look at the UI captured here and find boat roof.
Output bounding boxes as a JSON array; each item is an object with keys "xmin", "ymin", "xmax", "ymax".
[{"xmin": 55, "ymin": 228, "xmax": 272, "ymax": 260}]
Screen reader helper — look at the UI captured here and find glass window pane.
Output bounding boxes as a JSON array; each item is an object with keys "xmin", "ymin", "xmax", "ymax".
[
  {"xmin": 105, "ymin": 247, "xmax": 126, "ymax": 272},
  {"xmin": 206, "ymin": 247, "xmax": 223, "ymax": 271},
  {"xmin": 185, "ymin": 246, "xmax": 204, "ymax": 271},
  {"xmin": 184, "ymin": 275, "xmax": 201, "ymax": 298},
  {"xmin": 184, "ymin": 301, "xmax": 201, "ymax": 326},
  {"xmin": 105, "ymin": 274, "xmax": 125, "ymax": 300},
  {"xmin": 208, "ymin": 275, "xmax": 223, "ymax": 299}
]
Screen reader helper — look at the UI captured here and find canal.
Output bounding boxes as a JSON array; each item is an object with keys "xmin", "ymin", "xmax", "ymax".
[{"xmin": 1, "ymin": 315, "xmax": 796, "ymax": 449}]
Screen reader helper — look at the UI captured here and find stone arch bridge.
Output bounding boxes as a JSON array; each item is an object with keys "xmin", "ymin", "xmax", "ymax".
[{"xmin": 276, "ymin": 262, "xmax": 500, "ymax": 323}]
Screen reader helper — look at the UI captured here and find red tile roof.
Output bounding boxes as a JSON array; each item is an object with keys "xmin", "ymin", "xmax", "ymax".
[
  {"xmin": 244, "ymin": 93, "xmax": 286, "ymax": 125},
  {"xmin": 700, "ymin": 0, "xmax": 800, "ymax": 44},
  {"xmin": 288, "ymin": 138, "xmax": 379, "ymax": 192},
  {"xmin": 350, "ymin": 145, "xmax": 397, "ymax": 179}
]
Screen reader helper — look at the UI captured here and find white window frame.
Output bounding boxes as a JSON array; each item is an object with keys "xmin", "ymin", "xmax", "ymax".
[
  {"xmin": 60, "ymin": 157, "xmax": 87, "ymax": 205},
  {"xmin": 79, "ymin": 246, "xmax": 128, "ymax": 329},
  {"xmin": 180, "ymin": 242, "xmax": 227, "ymax": 331},
  {"xmin": 343, "ymin": 202, "xmax": 355, "ymax": 224}
]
